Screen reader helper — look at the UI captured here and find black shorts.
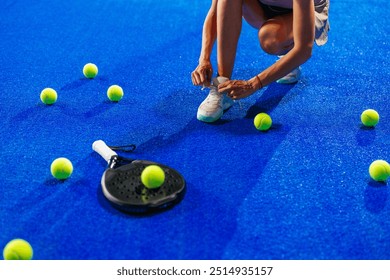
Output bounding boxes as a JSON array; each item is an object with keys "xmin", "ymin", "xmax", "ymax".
[{"xmin": 258, "ymin": 1, "xmax": 292, "ymax": 19}]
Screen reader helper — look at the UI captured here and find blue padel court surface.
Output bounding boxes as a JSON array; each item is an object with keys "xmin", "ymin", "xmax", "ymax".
[{"xmin": 0, "ymin": 0, "xmax": 389, "ymax": 260}]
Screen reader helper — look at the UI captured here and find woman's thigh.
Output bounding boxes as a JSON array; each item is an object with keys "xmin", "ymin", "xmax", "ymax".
[{"xmin": 242, "ymin": 0, "xmax": 268, "ymax": 29}]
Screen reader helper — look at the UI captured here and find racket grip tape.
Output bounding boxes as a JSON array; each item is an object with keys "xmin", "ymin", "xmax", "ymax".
[{"xmin": 92, "ymin": 140, "xmax": 118, "ymax": 163}]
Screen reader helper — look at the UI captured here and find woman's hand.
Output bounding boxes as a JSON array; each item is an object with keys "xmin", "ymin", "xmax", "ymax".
[
  {"xmin": 191, "ymin": 61, "xmax": 213, "ymax": 87},
  {"xmin": 218, "ymin": 76, "xmax": 262, "ymax": 99}
]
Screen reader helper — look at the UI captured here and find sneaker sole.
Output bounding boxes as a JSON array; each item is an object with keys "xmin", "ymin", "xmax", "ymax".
[
  {"xmin": 197, "ymin": 102, "xmax": 234, "ymax": 123},
  {"xmin": 197, "ymin": 111, "xmax": 223, "ymax": 123},
  {"xmin": 196, "ymin": 96, "xmax": 234, "ymax": 123},
  {"xmin": 276, "ymin": 78, "xmax": 299, "ymax": 84},
  {"xmin": 276, "ymin": 71, "xmax": 301, "ymax": 84}
]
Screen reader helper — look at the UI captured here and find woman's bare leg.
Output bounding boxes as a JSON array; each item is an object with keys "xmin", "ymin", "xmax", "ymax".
[
  {"xmin": 216, "ymin": 0, "xmax": 294, "ymax": 77},
  {"xmin": 259, "ymin": 14, "xmax": 294, "ymax": 55},
  {"xmin": 241, "ymin": 0, "xmax": 294, "ymax": 55},
  {"xmin": 216, "ymin": 0, "xmax": 244, "ymax": 79},
  {"xmin": 242, "ymin": 0, "xmax": 268, "ymax": 29}
]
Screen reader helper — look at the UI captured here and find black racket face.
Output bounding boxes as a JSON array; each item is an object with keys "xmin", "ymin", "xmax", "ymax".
[{"xmin": 101, "ymin": 158, "xmax": 186, "ymax": 213}]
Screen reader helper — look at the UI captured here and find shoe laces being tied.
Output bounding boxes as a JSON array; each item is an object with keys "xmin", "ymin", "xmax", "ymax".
[
  {"xmin": 205, "ymin": 92, "xmax": 224, "ymax": 110},
  {"xmin": 201, "ymin": 84, "xmax": 223, "ymax": 105},
  {"xmin": 218, "ymin": 80, "xmax": 251, "ymax": 110}
]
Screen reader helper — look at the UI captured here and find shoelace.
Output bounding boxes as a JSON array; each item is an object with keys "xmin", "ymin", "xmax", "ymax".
[
  {"xmin": 202, "ymin": 83, "xmax": 241, "ymax": 109},
  {"xmin": 204, "ymin": 87, "xmax": 223, "ymax": 106}
]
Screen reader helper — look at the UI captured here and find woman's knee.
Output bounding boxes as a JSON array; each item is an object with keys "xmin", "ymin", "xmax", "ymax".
[{"xmin": 258, "ymin": 18, "xmax": 293, "ymax": 55}]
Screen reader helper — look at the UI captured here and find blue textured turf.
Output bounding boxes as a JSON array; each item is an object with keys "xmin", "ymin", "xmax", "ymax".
[{"xmin": 0, "ymin": 0, "xmax": 389, "ymax": 260}]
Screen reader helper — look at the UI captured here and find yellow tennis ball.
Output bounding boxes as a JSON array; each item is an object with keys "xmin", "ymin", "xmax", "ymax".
[
  {"xmin": 50, "ymin": 157, "xmax": 73, "ymax": 180},
  {"xmin": 141, "ymin": 165, "xmax": 165, "ymax": 189},
  {"xmin": 3, "ymin": 239, "xmax": 33, "ymax": 260},
  {"xmin": 107, "ymin": 85, "xmax": 124, "ymax": 102},
  {"xmin": 40, "ymin": 88, "xmax": 57, "ymax": 105},
  {"xmin": 83, "ymin": 63, "xmax": 98, "ymax": 79},
  {"xmin": 254, "ymin": 113, "xmax": 272, "ymax": 131},
  {"xmin": 369, "ymin": 160, "xmax": 390, "ymax": 182},
  {"xmin": 361, "ymin": 109, "xmax": 379, "ymax": 127}
]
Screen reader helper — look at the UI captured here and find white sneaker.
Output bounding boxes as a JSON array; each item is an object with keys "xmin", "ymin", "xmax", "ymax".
[
  {"xmin": 277, "ymin": 67, "xmax": 301, "ymax": 84},
  {"xmin": 276, "ymin": 55, "xmax": 301, "ymax": 84},
  {"xmin": 197, "ymin": 77, "xmax": 234, "ymax": 123}
]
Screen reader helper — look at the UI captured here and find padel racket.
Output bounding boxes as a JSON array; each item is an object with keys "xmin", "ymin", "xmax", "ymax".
[{"xmin": 92, "ymin": 140, "xmax": 186, "ymax": 213}]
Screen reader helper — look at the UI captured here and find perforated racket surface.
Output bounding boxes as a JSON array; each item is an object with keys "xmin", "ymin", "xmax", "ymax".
[{"xmin": 93, "ymin": 140, "xmax": 186, "ymax": 213}]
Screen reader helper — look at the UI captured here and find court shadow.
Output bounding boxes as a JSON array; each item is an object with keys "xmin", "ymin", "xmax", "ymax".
[
  {"xmin": 83, "ymin": 77, "xmax": 293, "ymax": 257},
  {"xmin": 131, "ymin": 135, "xmax": 166, "ymax": 154},
  {"xmin": 61, "ymin": 76, "xmax": 110, "ymax": 91},
  {"xmin": 245, "ymin": 82, "xmax": 296, "ymax": 119},
  {"xmin": 84, "ymin": 100, "xmax": 115, "ymax": 118},
  {"xmin": 196, "ymin": 82, "xmax": 295, "ymax": 126},
  {"xmin": 206, "ymin": 119, "xmax": 231, "ymax": 126},
  {"xmin": 12, "ymin": 102, "xmax": 65, "ymax": 122},
  {"xmin": 364, "ymin": 181, "xmax": 388, "ymax": 213},
  {"xmin": 119, "ymin": 112, "xmax": 291, "ymax": 258},
  {"xmin": 199, "ymin": 82, "xmax": 294, "ymax": 135},
  {"xmin": 12, "ymin": 105, "xmax": 41, "ymax": 122},
  {"xmin": 43, "ymin": 178, "xmax": 68, "ymax": 186},
  {"xmin": 356, "ymin": 126, "xmax": 376, "ymax": 146},
  {"xmin": 61, "ymin": 79, "xmax": 89, "ymax": 91},
  {"xmin": 96, "ymin": 184, "xmax": 133, "ymax": 217},
  {"xmin": 43, "ymin": 177, "xmax": 89, "ymax": 187}
]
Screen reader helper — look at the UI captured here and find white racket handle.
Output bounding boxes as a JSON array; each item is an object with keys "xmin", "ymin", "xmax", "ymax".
[{"xmin": 92, "ymin": 140, "xmax": 117, "ymax": 163}]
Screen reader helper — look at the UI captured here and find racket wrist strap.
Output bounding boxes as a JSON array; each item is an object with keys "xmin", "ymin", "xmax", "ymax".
[{"xmin": 109, "ymin": 144, "xmax": 136, "ymax": 152}]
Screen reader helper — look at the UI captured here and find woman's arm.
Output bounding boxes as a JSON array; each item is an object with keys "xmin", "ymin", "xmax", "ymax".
[
  {"xmin": 219, "ymin": 0, "xmax": 316, "ymax": 99},
  {"xmin": 191, "ymin": 0, "xmax": 218, "ymax": 86},
  {"xmin": 257, "ymin": 0, "xmax": 315, "ymax": 86},
  {"xmin": 199, "ymin": 0, "xmax": 218, "ymax": 63}
]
